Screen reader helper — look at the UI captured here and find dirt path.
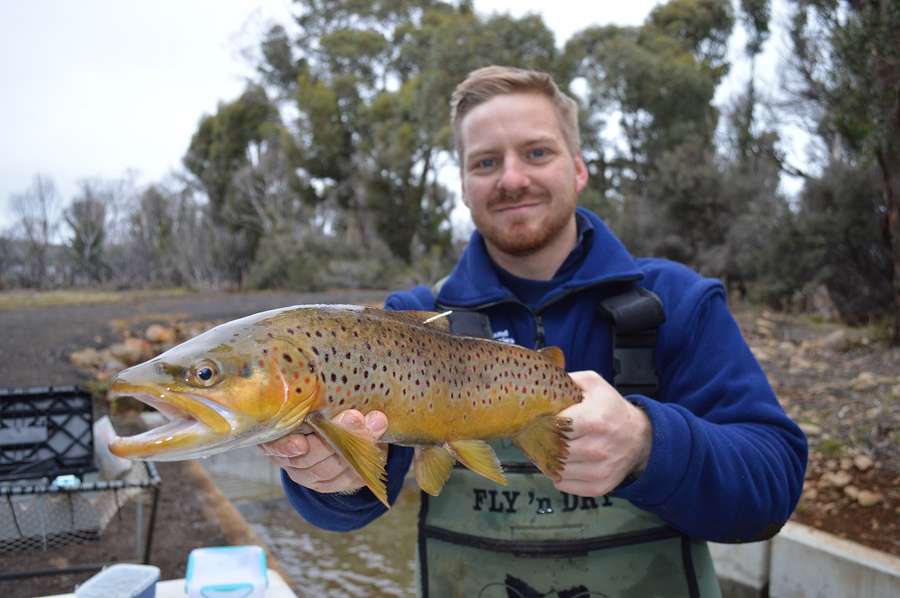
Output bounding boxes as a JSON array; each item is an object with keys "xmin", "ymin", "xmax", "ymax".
[{"xmin": 0, "ymin": 290, "xmax": 388, "ymax": 388}]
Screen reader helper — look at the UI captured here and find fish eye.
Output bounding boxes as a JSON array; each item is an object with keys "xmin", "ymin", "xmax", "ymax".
[{"xmin": 187, "ymin": 360, "xmax": 220, "ymax": 388}]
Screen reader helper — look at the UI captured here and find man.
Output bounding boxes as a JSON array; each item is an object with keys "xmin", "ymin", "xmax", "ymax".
[{"xmin": 261, "ymin": 66, "xmax": 807, "ymax": 597}]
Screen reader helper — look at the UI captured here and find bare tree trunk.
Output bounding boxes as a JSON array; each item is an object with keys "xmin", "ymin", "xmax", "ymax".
[{"xmin": 876, "ymin": 146, "xmax": 900, "ymax": 344}]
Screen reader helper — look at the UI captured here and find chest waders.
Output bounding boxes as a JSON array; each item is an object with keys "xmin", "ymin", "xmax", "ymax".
[{"xmin": 417, "ymin": 289, "xmax": 721, "ymax": 598}]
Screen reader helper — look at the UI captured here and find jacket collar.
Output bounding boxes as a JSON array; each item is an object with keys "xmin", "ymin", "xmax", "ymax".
[{"xmin": 437, "ymin": 207, "xmax": 643, "ymax": 309}]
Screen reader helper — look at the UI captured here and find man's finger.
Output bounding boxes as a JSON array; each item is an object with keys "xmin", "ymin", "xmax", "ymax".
[
  {"xmin": 262, "ymin": 433, "xmax": 312, "ymax": 458},
  {"xmin": 364, "ymin": 410, "xmax": 388, "ymax": 438}
]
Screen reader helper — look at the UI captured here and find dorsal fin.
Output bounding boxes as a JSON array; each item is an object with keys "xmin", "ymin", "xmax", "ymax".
[{"xmin": 538, "ymin": 346, "xmax": 565, "ymax": 370}]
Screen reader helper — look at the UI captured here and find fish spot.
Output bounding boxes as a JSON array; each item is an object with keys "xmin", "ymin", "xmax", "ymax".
[
  {"xmin": 287, "ymin": 328, "xmax": 294, "ymax": 334},
  {"xmin": 258, "ymin": 360, "xmax": 264, "ymax": 367},
  {"xmin": 282, "ymin": 353, "xmax": 293, "ymax": 363},
  {"xmin": 330, "ymin": 373, "xmax": 337, "ymax": 382}
]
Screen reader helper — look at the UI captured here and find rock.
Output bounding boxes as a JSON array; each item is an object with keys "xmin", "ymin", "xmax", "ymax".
[
  {"xmin": 850, "ymin": 371, "xmax": 879, "ymax": 390},
  {"xmin": 70, "ymin": 347, "xmax": 102, "ymax": 369},
  {"xmin": 856, "ymin": 491, "xmax": 883, "ymax": 507},
  {"xmin": 125, "ymin": 337, "xmax": 151, "ymax": 359},
  {"xmin": 823, "ymin": 471, "xmax": 852, "ymax": 488},
  {"xmin": 817, "ymin": 329, "xmax": 849, "ymax": 351},
  {"xmin": 109, "ymin": 342, "xmax": 143, "ymax": 366},
  {"xmin": 789, "ymin": 356, "xmax": 814, "ymax": 371},
  {"xmin": 146, "ymin": 324, "xmax": 176, "ymax": 344},
  {"xmin": 843, "ymin": 485, "xmax": 859, "ymax": 499},
  {"xmin": 778, "ymin": 341, "xmax": 795, "ymax": 353},
  {"xmin": 799, "ymin": 422, "xmax": 822, "ymax": 436},
  {"xmin": 840, "ymin": 458, "xmax": 852, "ymax": 471},
  {"xmin": 802, "ymin": 487, "xmax": 819, "ymax": 501},
  {"xmin": 102, "ymin": 356, "xmax": 126, "ymax": 373},
  {"xmin": 853, "ymin": 455, "xmax": 874, "ymax": 472}
]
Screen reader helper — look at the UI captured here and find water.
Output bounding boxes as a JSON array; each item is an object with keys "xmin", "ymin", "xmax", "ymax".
[{"xmin": 201, "ymin": 448, "xmax": 418, "ymax": 597}]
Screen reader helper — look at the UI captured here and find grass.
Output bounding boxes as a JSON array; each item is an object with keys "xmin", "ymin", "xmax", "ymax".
[
  {"xmin": 818, "ymin": 437, "xmax": 846, "ymax": 457},
  {"xmin": 0, "ymin": 288, "xmax": 194, "ymax": 310}
]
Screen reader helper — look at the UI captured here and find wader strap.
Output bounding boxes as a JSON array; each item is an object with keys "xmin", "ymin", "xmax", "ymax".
[{"xmin": 598, "ymin": 287, "xmax": 665, "ymax": 399}]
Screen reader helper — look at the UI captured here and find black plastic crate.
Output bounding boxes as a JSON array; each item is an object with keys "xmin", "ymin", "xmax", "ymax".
[{"xmin": 0, "ymin": 386, "xmax": 95, "ymax": 482}]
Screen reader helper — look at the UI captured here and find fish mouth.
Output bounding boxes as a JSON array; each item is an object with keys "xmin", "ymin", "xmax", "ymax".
[{"xmin": 107, "ymin": 385, "xmax": 236, "ymax": 461}]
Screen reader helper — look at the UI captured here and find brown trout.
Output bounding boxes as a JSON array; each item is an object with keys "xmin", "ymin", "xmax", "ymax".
[{"xmin": 108, "ymin": 305, "xmax": 581, "ymax": 506}]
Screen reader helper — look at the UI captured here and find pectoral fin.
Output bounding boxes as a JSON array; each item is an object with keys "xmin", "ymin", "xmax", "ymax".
[
  {"xmin": 512, "ymin": 415, "xmax": 572, "ymax": 481},
  {"xmin": 307, "ymin": 412, "xmax": 389, "ymax": 507},
  {"xmin": 447, "ymin": 440, "xmax": 506, "ymax": 486},
  {"xmin": 413, "ymin": 445, "xmax": 455, "ymax": 496}
]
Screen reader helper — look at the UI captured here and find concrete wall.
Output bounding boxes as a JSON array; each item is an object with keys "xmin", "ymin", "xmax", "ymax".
[{"xmin": 712, "ymin": 522, "xmax": 900, "ymax": 598}]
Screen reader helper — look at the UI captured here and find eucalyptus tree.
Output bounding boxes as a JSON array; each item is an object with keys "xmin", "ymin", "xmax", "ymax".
[
  {"xmin": 254, "ymin": 0, "xmax": 563, "ymax": 264},
  {"xmin": 783, "ymin": 0, "xmax": 900, "ymax": 340},
  {"xmin": 564, "ymin": 0, "xmax": 735, "ymax": 263}
]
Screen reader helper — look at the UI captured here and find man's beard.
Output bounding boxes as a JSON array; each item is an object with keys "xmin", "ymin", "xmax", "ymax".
[{"xmin": 477, "ymin": 195, "xmax": 574, "ymax": 257}]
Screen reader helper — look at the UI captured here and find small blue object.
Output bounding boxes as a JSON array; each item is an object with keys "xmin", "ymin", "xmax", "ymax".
[
  {"xmin": 75, "ymin": 563, "xmax": 160, "ymax": 598},
  {"xmin": 51, "ymin": 474, "xmax": 81, "ymax": 489},
  {"xmin": 186, "ymin": 545, "xmax": 268, "ymax": 598}
]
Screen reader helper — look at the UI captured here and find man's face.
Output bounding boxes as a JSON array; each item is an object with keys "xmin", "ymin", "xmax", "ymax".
[{"xmin": 459, "ymin": 93, "xmax": 588, "ymax": 259}]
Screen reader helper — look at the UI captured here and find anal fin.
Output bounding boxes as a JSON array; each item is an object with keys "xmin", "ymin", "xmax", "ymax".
[
  {"xmin": 447, "ymin": 440, "xmax": 506, "ymax": 486},
  {"xmin": 413, "ymin": 446, "xmax": 455, "ymax": 496},
  {"xmin": 307, "ymin": 412, "xmax": 389, "ymax": 507},
  {"xmin": 512, "ymin": 414, "xmax": 572, "ymax": 481}
]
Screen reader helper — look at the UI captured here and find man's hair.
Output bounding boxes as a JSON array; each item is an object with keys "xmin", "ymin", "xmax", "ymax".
[{"xmin": 450, "ymin": 65, "xmax": 581, "ymax": 157}]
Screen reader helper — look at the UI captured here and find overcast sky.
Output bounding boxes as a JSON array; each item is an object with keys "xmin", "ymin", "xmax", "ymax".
[{"xmin": 1, "ymin": 1, "xmax": 794, "ymax": 232}]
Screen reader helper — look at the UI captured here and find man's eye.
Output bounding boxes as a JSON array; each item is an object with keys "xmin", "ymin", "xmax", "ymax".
[
  {"xmin": 528, "ymin": 148, "xmax": 548, "ymax": 159},
  {"xmin": 473, "ymin": 158, "xmax": 496, "ymax": 170}
]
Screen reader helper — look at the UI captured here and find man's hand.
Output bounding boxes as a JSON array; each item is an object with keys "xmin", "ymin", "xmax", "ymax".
[
  {"xmin": 259, "ymin": 410, "xmax": 389, "ymax": 494},
  {"xmin": 554, "ymin": 371, "xmax": 653, "ymax": 497}
]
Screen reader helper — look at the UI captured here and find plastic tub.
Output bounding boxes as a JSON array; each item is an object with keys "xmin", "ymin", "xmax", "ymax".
[
  {"xmin": 75, "ymin": 563, "xmax": 159, "ymax": 598},
  {"xmin": 186, "ymin": 545, "xmax": 268, "ymax": 598}
]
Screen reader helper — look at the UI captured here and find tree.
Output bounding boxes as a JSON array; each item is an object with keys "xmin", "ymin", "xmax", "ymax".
[
  {"xmin": 65, "ymin": 182, "xmax": 111, "ymax": 284},
  {"xmin": 183, "ymin": 84, "xmax": 287, "ymax": 286},
  {"xmin": 784, "ymin": 0, "xmax": 900, "ymax": 341},
  {"xmin": 8, "ymin": 174, "xmax": 62, "ymax": 288},
  {"xmin": 565, "ymin": 0, "xmax": 734, "ymax": 261},
  {"xmin": 252, "ymin": 0, "xmax": 564, "ymax": 266}
]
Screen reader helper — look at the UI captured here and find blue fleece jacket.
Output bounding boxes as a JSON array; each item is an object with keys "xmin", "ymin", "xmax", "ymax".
[{"xmin": 282, "ymin": 208, "xmax": 807, "ymax": 543}]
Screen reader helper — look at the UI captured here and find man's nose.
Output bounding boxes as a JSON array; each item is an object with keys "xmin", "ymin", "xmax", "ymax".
[{"xmin": 498, "ymin": 156, "xmax": 530, "ymax": 192}]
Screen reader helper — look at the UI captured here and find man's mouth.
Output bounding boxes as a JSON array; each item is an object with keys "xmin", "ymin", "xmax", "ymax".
[{"xmin": 492, "ymin": 200, "xmax": 542, "ymax": 213}]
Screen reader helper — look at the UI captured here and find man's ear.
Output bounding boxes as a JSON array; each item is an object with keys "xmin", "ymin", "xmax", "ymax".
[{"xmin": 574, "ymin": 154, "xmax": 589, "ymax": 194}]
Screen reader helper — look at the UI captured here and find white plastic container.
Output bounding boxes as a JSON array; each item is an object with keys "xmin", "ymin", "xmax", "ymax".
[
  {"xmin": 186, "ymin": 545, "xmax": 268, "ymax": 598},
  {"xmin": 75, "ymin": 563, "xmax": 160, "ymax": 598}
]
